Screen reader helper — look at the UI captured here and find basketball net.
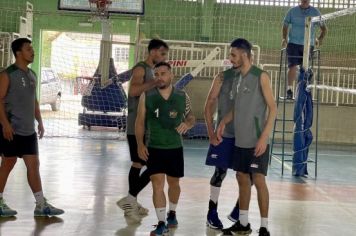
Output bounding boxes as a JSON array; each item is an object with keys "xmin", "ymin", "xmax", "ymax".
[{"xmin": 89, "ymin": 0, "xmax": 112, "ymax": 20}]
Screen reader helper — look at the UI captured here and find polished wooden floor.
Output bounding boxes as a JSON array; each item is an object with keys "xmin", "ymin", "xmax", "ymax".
[{"xmin": 1, "ymin": 138, "xmax": 356, "ymax": 236}]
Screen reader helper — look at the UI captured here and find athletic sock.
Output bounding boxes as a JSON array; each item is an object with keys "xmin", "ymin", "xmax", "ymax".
[
  {"xmin": 155, "ymin": 207, "xmax": 166, "ymax": 222},
  {"xmin": 261, "ymin": 217, "xmax": 268, "ymax": 229},
  {"xmin": 239, "ymin": 210, "xmax": 249, "ymax": 226},
  {"xmin": 34, "ymin": 191, "xmax": 45, "ymax": 205},
  {"xmin": 128, "ymin": 166, "xmax": 141, "ymax": 197},
  {"xmin": 137, "ymin": 168, "xmax": 151, "ymax": 195},
  {"xmin": 210, "ymin": 186, "xmax": 221, "ymax": 204},
  {"xmin": 169, "ymin": 202, "xmax": 177, "ymax": 212}
]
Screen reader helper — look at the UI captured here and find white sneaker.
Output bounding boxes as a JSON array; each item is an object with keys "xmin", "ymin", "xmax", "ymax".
[
  {"xmin": 0, "ymin": 198, "xmax": 17, "ymax": 217},
  {"xmin": 34, "ymin": 199, "xmax": 64, "ymax": 217},
  {"xmin": 117, "ymin": 197, "xmax": 141, "ymax": 223},
  {"xmin": 137, "ymin": 202, "xmax": 149, "ymax": 216}
]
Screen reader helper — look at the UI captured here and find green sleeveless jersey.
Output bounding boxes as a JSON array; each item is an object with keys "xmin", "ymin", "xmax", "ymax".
[
  {"xmin": 233, "ymin": 65, "xmax": 267, "ymax": 148},
  {"xmin": 145, "ymin": 87, "xmax": 190, "ymax": 149}
]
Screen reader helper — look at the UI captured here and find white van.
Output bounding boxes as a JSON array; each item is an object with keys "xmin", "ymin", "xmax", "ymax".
[{"xmin": 40, "ymin": 67, "xmax": 61, "ymax": 111}]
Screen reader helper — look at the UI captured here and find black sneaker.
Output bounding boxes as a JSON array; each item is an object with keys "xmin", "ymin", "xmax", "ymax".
[
  {"xmin": 166, "ymin": 210, "xmax": 178, "ymax": 228},
  {"xmin": 221, "ymin": 221, "xmax": 252, "ymax": 235},
  {"xmin": 286, "ymin": 89, "xmax": 293, "ymax": 99},
  {"xmin": 258, "ymin": 227, "xmax": 270, "ymax": 236},
  {"xmin": 206, "ymin": 208, "xmax": 223, "ymax": 229}
]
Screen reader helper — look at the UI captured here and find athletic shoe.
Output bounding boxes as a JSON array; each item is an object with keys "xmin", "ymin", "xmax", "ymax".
[
  {"xmin": 227, "ymin": 206, "xmax": 239, "ymax": 222},
  {"xmin": 166, "ymin": 210, "xmax": 178, "ymax": 228},
  {"xmin": 206, "ymin": 209, "xmax": 223, "ymax": 230},
  {"xmin": 117, "ymin": 197, "xmax": 141, "ymax": 223},
  {"xmin": 221, "ymin": 220, "xmax": 252, "ymax": 235},
  {"xmin": 286, "ymin": 89, "xmax": 293, "ymax": 99},
  {"xmin": 258, "ymin": 227, "xmax": 270, "ymax": 236},
  {"xmin": 0, "ymin": 198, "xmax": 17, "ymax": 217},
  {"xmin": 137, "ymin": 202, "xmax": 149, "ymax": 216},
  {"xmin": 34, "ymin": 199, "xmax": 64, "ymax": 216},
  {"xmin": 150, "ymin": 221, "xmax": 169, "ymax": 236}
]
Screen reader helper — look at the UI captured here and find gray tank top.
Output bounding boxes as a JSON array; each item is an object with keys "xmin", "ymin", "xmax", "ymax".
[
  {"xmin": 217, "ymin": 68, "xmax": 240, "ymax": 138},
  {"xmin": 233, "ymin": 65, "xmax": 267, "ymax": 148},
  {"xmin": 126, "ymin": 61, "xmax": 154, "ymax": 135},
  {"xmin": 4, "ymin": 64, "xmax": 36, "ymax": 136}
]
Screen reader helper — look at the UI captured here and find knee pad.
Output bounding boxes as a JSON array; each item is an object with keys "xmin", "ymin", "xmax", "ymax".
[{"xmin": 210, "ymin": 168, "xmax": 227, "ymax": 187}]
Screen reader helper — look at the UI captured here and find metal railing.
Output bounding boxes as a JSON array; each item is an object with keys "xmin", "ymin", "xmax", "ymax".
[
  {"xmin": 137, "ymin": 39, "xmax": 261, "ymax": 79},
  {"xmin": 261, "ymin": 64, "xmax": 356, "ymax": 106}
]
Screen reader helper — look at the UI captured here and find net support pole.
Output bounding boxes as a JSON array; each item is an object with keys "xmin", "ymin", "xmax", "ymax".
[
  {"xmin": 99, "ymin": 19, "xmax": 112, "ymax": 87},
  {"xmin": 302, "ymin": 16, "xmax": 312, "ymax": 69},
  {"xmin": 134, "ymin": 17, "xmax": 141, "ymax": 65}
]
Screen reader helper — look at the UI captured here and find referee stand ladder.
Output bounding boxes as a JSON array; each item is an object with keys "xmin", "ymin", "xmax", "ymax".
[{"xmin": 270, "ymin": 46, "xmax": 320, "ymax": 178}]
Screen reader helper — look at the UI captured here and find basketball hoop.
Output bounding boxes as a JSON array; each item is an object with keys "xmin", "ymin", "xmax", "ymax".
[{"xmin": 89, "ymin": 0, "xmax": 112, "ymax": 20}]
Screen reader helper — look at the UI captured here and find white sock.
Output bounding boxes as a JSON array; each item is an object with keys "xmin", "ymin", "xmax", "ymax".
[
  {"xmin": 287, "ymin": 86, "xmax": 292, "ymax": 90},
  {"xmin": 169, "ymin": 202, "xmax": 177, "ymax": 212},
  {"xmin": 261, "ymin": 217, "xmax": 268, "ymax": 229},
  {"xmin": 239, "ymin": 210, "xmax": 249, "ymax": 226},
  {"xmin": 155, "ymin": 207, "xmax": 166, "ymax": 222},
  {"xmin": 210, "ymin": 186, "xmax": 221, "ymax": 204},
  {"xmin": 127, "ymin": 194, "xmax": 136, "ymax": 202},
  {"xmin": 34, "ymin": 191, "xmax": 45, "ymax": 205},
  {"xmin": 0, "ymin": 192, "xmax": 3, "ymax": 198}
]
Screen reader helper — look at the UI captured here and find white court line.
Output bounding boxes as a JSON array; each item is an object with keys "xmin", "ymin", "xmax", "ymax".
[
  {"xmin": 309, "ymin": 153, "xmax": 356, "ymax": 157},
  {"xmin": 271, "ymin": 155, "xmax": 292, "ymax": 171},
  {"xmin": 185, "ymin": 147, "xmax": 355, "ymax": 158}
]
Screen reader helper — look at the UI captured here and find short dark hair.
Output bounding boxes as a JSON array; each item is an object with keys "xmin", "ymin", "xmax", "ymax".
[
  {"xmin": 154, "ymin": 61, "xmax": 171, "ymax": 70},
  {"xmin": 11, "ymin": 38, "xmax": 32, "ymax": 57},
  {"xmin": 230, "ymin": 38, "xmax": 252, "ymax": 57},
  {"xmin": 148, "ymin": 39, "xmax": 169, "ymax": 52}
]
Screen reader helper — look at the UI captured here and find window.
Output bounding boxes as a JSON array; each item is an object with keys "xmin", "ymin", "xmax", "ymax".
[{"xmin": 114, "ymin": 47, "xmax": 129, "ymax": 62}]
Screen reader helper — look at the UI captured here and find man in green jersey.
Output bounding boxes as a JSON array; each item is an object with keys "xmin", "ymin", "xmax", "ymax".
[{"xmin": 136, "ymin": 62, "xmax": 195, "ymax": 236}]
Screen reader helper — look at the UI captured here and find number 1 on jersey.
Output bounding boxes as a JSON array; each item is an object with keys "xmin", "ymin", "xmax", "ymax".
[{"xmin": 155, "ymin": 108, "xmax": 159, "ymax": 118}]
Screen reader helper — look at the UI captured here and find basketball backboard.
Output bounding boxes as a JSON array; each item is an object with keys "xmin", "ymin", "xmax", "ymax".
[{"xmin": 58, "ymin": 0, "xmax": 144, "ymax": 15}]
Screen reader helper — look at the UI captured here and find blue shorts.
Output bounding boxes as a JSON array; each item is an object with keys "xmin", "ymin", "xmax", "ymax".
[
  {"xmin": 205, "ymin": 137, "xmax": 235, "ymax": 169},
  {"xmin": 287, "ymin": 43, "xmax": 314, "ymax": 68}
]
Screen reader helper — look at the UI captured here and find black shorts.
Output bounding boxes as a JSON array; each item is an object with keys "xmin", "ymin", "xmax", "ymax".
[
  {"xmin": 0, "ymin": 131, "xmax": 38, "ymax": 158},
  {"xmin": 147, "ymin": 147, "xmax": 184, "ymax": 178},
  {"xmin": 287, "ymin": 43, "xmax": 314, "ymax": 68},
  {"xmin": 232, "ymin": 145, "xmax": 270, "ymax": 176},
  {"xmin": 127, "ymin": 134, "xmax": 146, "ymax": 165}
]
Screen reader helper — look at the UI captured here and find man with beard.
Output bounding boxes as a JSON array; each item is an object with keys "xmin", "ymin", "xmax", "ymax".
[
  {"xmin": 0, "ymin": 38, "xmax": 64, "ymax": 217},
  {"xmin": 217, "ymin": 38, "xmax": 277, "ymax": 236},
  {"xmin": 135, "ymin": 62, "xmax": 195, "ymax": 236},
  {"xmin": 204, "ymin": 59, "xmax": 241, "ymax": 229},
  {"xmin": 117, "ymin": 39, "xmax": 169, "ymax": 223},
  {"xmin": 282, "ymin": 0, "xmax": 327, "ymax": 99}
]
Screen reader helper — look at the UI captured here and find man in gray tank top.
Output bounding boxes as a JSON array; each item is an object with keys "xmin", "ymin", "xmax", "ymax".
[
  {"xmin": 117, "ymin": 39, "xmax": 169, "ymax": 223},
  {"xmin": 217, "ymin": 38, "xmax": 277, "ymax": 236},
  {"xmin": 205, "ymin": 68, "xmax": 241, "ymax": 229},
  {"xmin": 0, "ymin": 38, "xmax": 64, "ymax": 217}
]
